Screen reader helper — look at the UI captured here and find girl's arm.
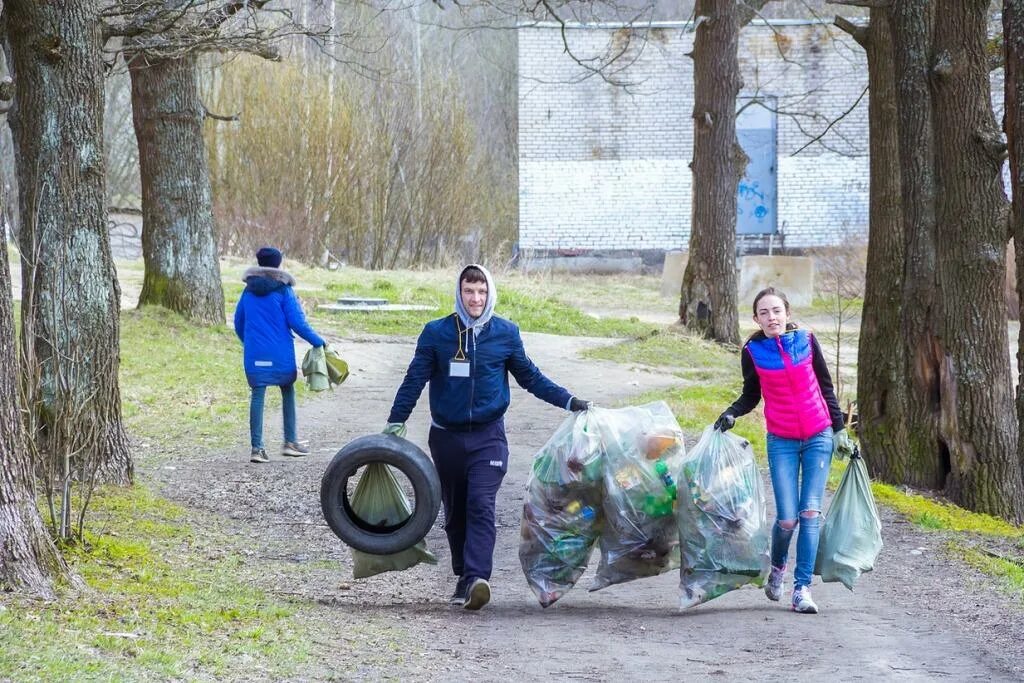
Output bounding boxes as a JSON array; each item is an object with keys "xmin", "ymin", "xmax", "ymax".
[
  {"xmin": 724, "ymin": 348, "xmax": 762, "ymax": 418},
  {"xmin": 810, "ymin": 334, "xmax": 846, "ymax": 431}
]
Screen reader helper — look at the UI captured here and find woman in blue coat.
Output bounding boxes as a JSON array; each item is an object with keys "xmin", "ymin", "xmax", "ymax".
[{"xmin": 233, "ymin": 247, "xmax": 325, "ymax": 463}]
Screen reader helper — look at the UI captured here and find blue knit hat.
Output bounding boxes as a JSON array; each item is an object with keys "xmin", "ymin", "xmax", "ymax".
[{"xmin": 256, "ymin": 246, "xmax": 282, "ymax": 268}]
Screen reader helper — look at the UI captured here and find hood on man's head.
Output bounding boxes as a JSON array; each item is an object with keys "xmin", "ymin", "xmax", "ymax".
[{"xmin": 454, "ymin": 263, "xmax": 496, "ymax": 329}]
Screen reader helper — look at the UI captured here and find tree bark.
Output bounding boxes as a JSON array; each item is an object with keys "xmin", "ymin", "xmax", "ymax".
[
  {"xmin": 888, "ymin": 0, "xmax": 947, "ymax": 489},
  {"xmin": 5, "ymin": 0, "xmax": 133, "ymax": 485},
  {"xmin": 679, "ymin": 1, "xmax": 742, "ymax": 345},
  {"xmin": 0, "ymin": 194, "xmax": 71, "ymax": 597},
  {"xmin": 932, "ymin": 0, "xmax": 1023, "ymax": 520},
  {"xmin": 129, "ymin": 49, "xmax": 225, "ymax": 325},
  {"xmin": 840, "ymin": 11, "xmax": 914, "ymax": 480},
  {"xmin": 1008, "ymin": 0, "xmax": 1024, "ymax": 490}
]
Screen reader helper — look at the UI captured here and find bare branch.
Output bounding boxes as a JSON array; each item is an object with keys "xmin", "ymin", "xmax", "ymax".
[
  {"xmin": 834, "ymin": 15, "xmax": 869, "ymax": 49},
  {"xmin": 791, "ymin": 84, "xmax": 868, "ymax": 156},
  {"xmin": 831, "ymin": 0, "xmax": 891, "ymax": 7},
  {"xmin": 203, "ymin": 104, "xmax": 240, "ymax": 121}
]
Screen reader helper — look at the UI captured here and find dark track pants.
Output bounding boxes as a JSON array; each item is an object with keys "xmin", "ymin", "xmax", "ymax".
[{"xmin": 428, "ymin": 421, "xmax": 509, "ymax": 581}]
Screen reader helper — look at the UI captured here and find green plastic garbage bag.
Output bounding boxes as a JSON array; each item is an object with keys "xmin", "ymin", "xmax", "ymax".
[
  {"xmin": 520, "ymin": 411, "xmax": 604, "ymax": 607},
  {"xmin": 350, "ymin": 463, "xmax": 437, "ymax": 579},
  {"xmin": 302, "ymin": 345, "xmax": 350, "ymax": 392},
  {"xmin": 814, "ymin": 449, "xmax": 882, "ymax": 590},
  {"xmin": 677, "ymin": 426, "xmax": 770, "ymax": 609}
]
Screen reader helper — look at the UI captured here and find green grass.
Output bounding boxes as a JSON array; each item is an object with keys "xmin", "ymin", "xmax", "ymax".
[
  {"xmin": 217, "ymin": 260, "xmax": 662, "ymax": 339},
  {"xmin": 871, "ymin": 484, "xmax": 1024, "ymax": 537},
  {"xmin": 583, "ymin": 327, "xmax": 737, "ymax": 381},
  {"xmin": 119, "ymin": 306, "xmax": 282, "ymax": 451},
  {"xmin": 0, "ymin": 486, "xmax": 311, "ymax": 681},
  {"xmin": 951, "ymin": 544, "xmax": 1024, "ymax": 602}
]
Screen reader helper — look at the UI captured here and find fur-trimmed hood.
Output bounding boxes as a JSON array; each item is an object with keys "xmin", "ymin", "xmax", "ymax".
[{"xmin": 243, "ymin": 266, "xmax": 296, "ymax": 296}]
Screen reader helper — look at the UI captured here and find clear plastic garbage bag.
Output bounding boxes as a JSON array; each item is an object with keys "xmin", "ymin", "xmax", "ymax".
[
  {"xmin": 350, "ymin": 463, "xmax": 437, "ymax": 579},
  {"xmin": 814, "ymin": 450, "xmax": 883, "ymax": 590},
  {"xmin": 588, "ymin": 402, "xmax": 685, "ymax": 591},
  {"xmin": 520, "ymin": 411, "xmax": 604, "ymax": 606},
  {"xmin": 677, "ymin": 426, "xmax": 770, "ymax": 609}
]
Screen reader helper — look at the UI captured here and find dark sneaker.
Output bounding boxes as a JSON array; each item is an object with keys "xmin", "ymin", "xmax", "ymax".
[
  {"xmin": 282, "ymin": 441, "xmax": 310, "ymax": 457},
  {"xmin": 250, "ymin": 448, "xmax": 269, "ymax": 463},
  {"xmin": 791, "ymin": 586, "xmax": 818, "ymax": 614},
  {"xmin": 765, "ymin": 564, "xmax": 785, "ymax": 602},
  {"xmin": 449, "ymin": 577, "xmax": 468, "ymax": 606},
  {"xmin": 463, "ymin": 577, "xmax": 490, "ymax": 611}
]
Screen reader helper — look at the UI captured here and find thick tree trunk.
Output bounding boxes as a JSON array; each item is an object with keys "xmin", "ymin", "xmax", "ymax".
[
  {"xmin": 6, "ymin": 0, "xmax": 133, "ymax": 485},
  {"xmin": 932, "ymin": 0, "xmax": 1023, "ymax": 521},
  {"xmin": 678, "ymin": 1, "xmax": 742, "ymax": 345},
  {"xmin": 888, "ymin": 0, "xmax": 947, "ymax": 489},
  {"xmin": 0, "ymin": 207, "xmax": 71, "ymax": 597},
  {"xmin": 1008, "ymin": 0, "xmax": 1024, "ymax": 490},
  {"xmin": 840, "ymin": 11, "xmax": 914, "ymax": 478},
  {"xmin": 130, "ymin": 50, "xmax": 225, "ymax": 325}
]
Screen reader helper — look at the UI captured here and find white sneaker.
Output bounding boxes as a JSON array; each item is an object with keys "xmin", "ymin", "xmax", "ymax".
[
  {"xmin": 765, "ymin": 565, "xmax": 785, "ymax": 602},
  {"xmin": 791, "ymin": 586, "xmax": 818, "ymax": 614},
  {"xmin": 282, "ymin": 441, "xmax": 310, "ymax": 457},
  {"xmin": 463, "ymin": 578, "xmax": 490, "ymax": 610}
]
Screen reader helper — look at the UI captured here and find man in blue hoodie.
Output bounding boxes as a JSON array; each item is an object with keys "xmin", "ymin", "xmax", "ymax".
[
  {"xmin": 385, "ymin": 264, "xmax": 590, "ymax": 610},
  {"xmin": 234, "ymin": 247, "xmax": 325, "ymax": 463}
]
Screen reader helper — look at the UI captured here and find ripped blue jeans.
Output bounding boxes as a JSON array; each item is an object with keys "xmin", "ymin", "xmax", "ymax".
[{"xmin": 767, "ymin": 428, "xmax": 833, "ymax": 590}]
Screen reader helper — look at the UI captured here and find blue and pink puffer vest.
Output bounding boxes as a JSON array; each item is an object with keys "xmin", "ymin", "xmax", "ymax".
[{"xmin": 744, "ymin": 329, "xmax": 831, "ymax": 440}]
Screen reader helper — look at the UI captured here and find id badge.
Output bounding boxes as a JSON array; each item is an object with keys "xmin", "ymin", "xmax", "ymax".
[{"xmin": 449, "ymin": 360, "xmax": 471, "ymax": 378}]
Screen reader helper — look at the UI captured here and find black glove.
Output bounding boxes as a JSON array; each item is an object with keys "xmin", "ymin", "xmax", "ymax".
[
  {"xmin": 569, "ymin": 397, "xmax": 591, "ymax": 412},
  {"xmin": 713, "ymin": 412, "xmax": 735, "ymax": 432}
]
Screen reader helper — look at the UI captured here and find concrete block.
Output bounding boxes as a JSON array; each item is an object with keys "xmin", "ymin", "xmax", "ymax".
[
  {"xmin": 660, "ymin": 250, "xmax": 688, "ymax": 298},
  {"xmin": 738, "ymin": 255, "xmax": 815, "ymax": 308}
]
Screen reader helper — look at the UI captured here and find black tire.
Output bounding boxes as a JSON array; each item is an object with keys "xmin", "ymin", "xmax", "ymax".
[{"xmin": 320, "ymin": 433, "xmax": 442, "ymax": 555}]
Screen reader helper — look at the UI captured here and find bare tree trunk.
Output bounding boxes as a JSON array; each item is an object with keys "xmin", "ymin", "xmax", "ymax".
[
  {"xmin": 0, "ymin": 199, "xmax": 71, "ymax": 597},
  {"xmin": 5, "ymin": 0, "xmax": 133, "ymax": 485},
  {"xmin": 129, "ymin": 50, "xmax": 225, "ymax": 325},
  {"xmin": 889, "ymin": 0, "xmax": 946, "ymax": 489},
  {"xmin": 679, "ymin": 0, "xmax": 742, "ymax": 345},
  {"xmin": 1008, "ymin": 0, "xmax": 1024, "ymax": 490},
  {"xmin": 836, "ymin": 11, "xmax": 914, "ymax": 482},
  {"xmin": 932, "ymin": 0, "xmax": 1023, "ymax": 521}
]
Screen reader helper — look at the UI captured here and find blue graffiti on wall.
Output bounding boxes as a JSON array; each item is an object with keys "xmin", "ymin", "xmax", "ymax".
[{"xmin": 738, "ymin": 181, "xmax": 766, "ymax": 203}]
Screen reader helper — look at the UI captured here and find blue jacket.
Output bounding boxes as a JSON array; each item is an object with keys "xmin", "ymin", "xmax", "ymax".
[
  {"xmin": 233, "ymin": 267, "xmax": 325, "ymax": 388},
  {"xmin": 387, "ymin": 312, "xmax": 572, "ymax": 430}
]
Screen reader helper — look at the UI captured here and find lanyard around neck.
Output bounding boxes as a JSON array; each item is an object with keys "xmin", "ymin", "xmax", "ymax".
[{"xmin": 453, "ymin": 314, "xmax": 469, "ymax": 360}]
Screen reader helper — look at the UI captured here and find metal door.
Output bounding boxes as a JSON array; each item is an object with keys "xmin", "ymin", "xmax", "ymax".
[{"xmin": 736, "ymin": 96, "xmax": 778, "ymax": 235}]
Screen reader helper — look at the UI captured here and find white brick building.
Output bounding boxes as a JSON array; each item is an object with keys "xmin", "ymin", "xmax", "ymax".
[{"xmin": 518, "ymin": 19, "xmax": 1006, "ymax": 264}]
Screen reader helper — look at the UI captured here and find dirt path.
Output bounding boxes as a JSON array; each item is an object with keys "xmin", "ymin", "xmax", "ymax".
[{"xmin": 148, "ymin": 332, "xmax": 1024, "ymax": 681}]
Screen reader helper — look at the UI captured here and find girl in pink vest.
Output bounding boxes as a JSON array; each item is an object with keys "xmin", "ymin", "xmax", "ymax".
[{"xmin": 714, "ymin": 287, "xmax": 855, "ymax": 614}]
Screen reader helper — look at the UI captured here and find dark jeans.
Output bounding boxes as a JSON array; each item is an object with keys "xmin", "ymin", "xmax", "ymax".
[
  {"xmin": 428, "ymin": 421, "xmax": 509, "ymax": 581},
  {"xmin": 249, "ymin": 383, "xmax": 297, "ymax": 449}
]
